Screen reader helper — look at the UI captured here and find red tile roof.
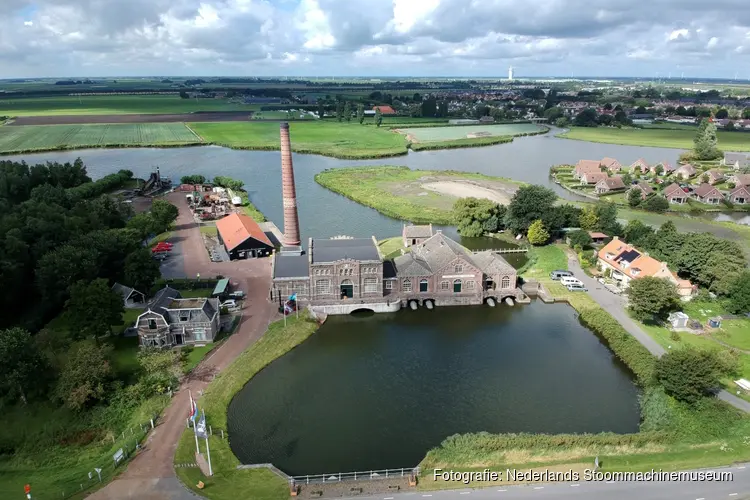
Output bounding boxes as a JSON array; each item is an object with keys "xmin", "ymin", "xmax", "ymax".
[
  {"xmin": 373, "ymin": 105, "xmax": 396, "ymax": 115},
  {"xmin": 215, "ymin": 213, "xmax": 272, "ymax": 251}
]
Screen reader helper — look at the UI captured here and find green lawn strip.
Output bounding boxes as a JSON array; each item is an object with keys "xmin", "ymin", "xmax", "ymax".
[
  {"xmin": 378, "ymin": 236, "xmax": 407, "ymax": 260},
  {"xmin": 182, "ymin": 345, "xmax": 217, "ymax": 373},
  {"xmin": 521, "ymin": 244, "xmax": 568, "ymax": 280},
  {"xmin": 180, "ymin": 288, "xmax": 214, "ymax": 298},
  {"xmin": 199, "ymin": 225, "xmax": 218, "ymax": 237},
  {"xmin": 410, "ymin": 135, "xmax": 513, "ymax": 151},
  {"xmin": 174, "ymin": 315, "xmax": 320, "ymax": 497},
  {"xmin": 148, "ymin": 230, "xmax": 174, "ymax": 245},
  {"xmin": 558, "ymin": 126, "xmax": 750, "ymax": 152},
  {"xmin": 238, "ymin": 190, "xmax": 267, "ymax": 222}
]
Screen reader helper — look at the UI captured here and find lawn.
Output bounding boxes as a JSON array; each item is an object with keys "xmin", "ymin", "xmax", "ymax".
[
  {"xmin": 190, "ymin": 121, "xmax": 408, "ymax": 159},
  {"xmin": 378, "ymin": 236, "xmax": 407, "ymax": 260},
  {"xmin": 401, "ymin": 123, "xmax": 544, "ymax": 142},
  {"xmin": 559, "ymin": 126, "xmax": 750, "ymax": 152},
  {"xmin": 0, "ymin": 123, "xmax": 200, "ymax": 154},
  {"xmin": 521, "ymin": 244, "xmax": 568, "ymax": 280},
  {"xmin": 199, "ymin": 225, "xmax": 218, "ymax": 237},
  {"xmin": 0, "ymin": 95, "xmax": 251, "ymax": 116},
  {"xmin": 183, "ymin": 345, "xmax": 216, "ymax": 373}
]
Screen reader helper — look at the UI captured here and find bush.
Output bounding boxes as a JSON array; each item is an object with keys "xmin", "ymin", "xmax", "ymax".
[
  {"xmin": 656, "ymin": 348, "xmax": 723, "ymax": 405},
  {"xmin": 67, "ymin": 170, "xmax": 133, "ymax": 200}
]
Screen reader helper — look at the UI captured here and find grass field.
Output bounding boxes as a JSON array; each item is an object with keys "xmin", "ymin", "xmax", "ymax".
[
  {"xmin": 0, "ymin": 123, "xmax": 200, "ymax": 153},
  {"xmin": 559, "ymin": 126, "xmax": 750, "ymax": 151},
  {"xmin": 401, "ymin": 123, "xmax": 544, "ymax": 142},
  {"xmin": 0, "ymin": 95, "xmax": 251, "ymax": 116},
  {"xmin": 315, "ymin": 166, "xmax": 524, "ymax": 224},
  {"xmin": 190, "ymin": 121, "xmax": 408, "ymax": 159}
]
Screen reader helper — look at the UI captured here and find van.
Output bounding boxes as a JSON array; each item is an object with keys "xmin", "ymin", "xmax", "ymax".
[
  {"xmin": 567, "ymin": 284, "xmax": 588, "ymax": 292},
  {"xmin": 560, "ymin": 276, "xmax": 583, "ymax": 286},
  {"xmin": 549, "ymin": 270, "xmax": 573, "ymax": 280}
]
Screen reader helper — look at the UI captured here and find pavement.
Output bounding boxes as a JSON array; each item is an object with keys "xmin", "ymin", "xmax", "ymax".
[
  {"xmin": 335, "ymin": 463, "xmax": 750, "ymax": 500},
  {"xmin": 566, "ymin": 255, "xmax": 750, "ymax": 414}
]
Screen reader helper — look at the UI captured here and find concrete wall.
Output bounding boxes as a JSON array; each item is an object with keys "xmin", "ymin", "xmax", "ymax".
[{"xmin": 310, "ymin": 301, "xmax": 401, "ymax": 315}]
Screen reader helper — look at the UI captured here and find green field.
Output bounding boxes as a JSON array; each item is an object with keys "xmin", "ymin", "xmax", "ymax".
[
  {"xmin": 0, "ymin": 95, "xmax": 251, "ymax": 116},
  {"xmin": 190, "ymin": 121, "xmax": 408, "ymax": 159},
  {"xmin": 0, "ymin": 123, "xmax": 201, "ymax": 153},
  {"xmin": 559, "ymin": 126, "xmax": 750, "ymax": 151},
  {"xmin": 402, "ymin": 123, "xmax": 544, "ymax": 142}
]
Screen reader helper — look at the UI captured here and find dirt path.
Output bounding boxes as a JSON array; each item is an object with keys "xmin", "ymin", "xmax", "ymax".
[
  {"xmin": 89, "ymin": 193, "xmax": 277, "ymax": 499},
  {"xmin": 420, "ymin": 180, "xmax": 512, "ymax": 204}
]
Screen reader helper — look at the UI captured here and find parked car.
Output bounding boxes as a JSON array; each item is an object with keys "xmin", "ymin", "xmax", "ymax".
[
  {"xmin": 228, "ymin": 291, "xmax": 246, "ymax": 300},
  {"xmin": 560, "ymin": 276, "xmax": 583, "ymax": 287},
  {"xmin": 567, "ymin": 284, "xmax": 588, "ymax": 292},
  {"xmin": 221, "ymin": 299, "xmax": 238, "ymax": 309},
  {"xmin": 549, "ymin": 270, "xmax": 573, "ymax": 280},
  {"xmin": 597, "ymin": 277, "xmax": 606, "ymax": 285}
]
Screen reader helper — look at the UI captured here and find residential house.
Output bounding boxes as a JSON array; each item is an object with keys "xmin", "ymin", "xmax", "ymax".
[
  {"xmin": 693, "ymin": 183, "xmax": 724, "ymax": 204},
  {"xmin": 112, "ymin": 283, "xmax": 146, "ymax": 308},
  {"xmin": 728, "ymin": 173, "xmax": 750, "ymax": 187},
  {"xmin": 215, "ymin": 212, "xmax": 274, "ymax": 259},
  {"xmin": 704, "ymin": 169, "xmax": 725, "ymax": 185},
  {"xmin": 403, "ymin": 224, "xmax": 434, "ymax": 247},
  {"xmin": 597, "ymin": 237, "xmax": 694, "ymax": 296},
  {"xmin": 589, "ymin": 232, "xmax": 609, "ymax": 245},
  {"xmin": 136, "ymin": 287, "xmax": 221, "ymax": 348},
  {"xmin": 373, "ymin": 105, "xmax": 397, "ymax": 115},
  {"xmin": 580, "ymin": 172, "xmax": 608, "ymax": 185},
  {"xmin": 674, "ymin": 164, "xmax": 697, "ymax": 180},
  {"xmin": 630, "ymin": 158, "xmax": 650, "ymax": 175},
  {"xmin": 729, "ymin": 185, "xmax": 750, "ymax": 204},
  {"xmin": 721, "ymin": 152, "xmax": 750, "ymax": 170},
  {"xmin": 663, "ymin": 183, "xmax": 688, "ymax": 204},
  {"xmin": 573, "ymin": 159, "xmax": 603, "ymax": 179},
  {"xmin": 594, "ymin": 176, "xmax": 626, "ymax": 194},
  {"xmin": 600, "ymin": 157, "xmax": 622, "ymax": 173},
  {"xmin": 650, "ymin": 162, "xmax": 674, "ymax": 176},
  {"xmin": 630, "ymin": 182, "xmax": 654, "ymax": 200}
]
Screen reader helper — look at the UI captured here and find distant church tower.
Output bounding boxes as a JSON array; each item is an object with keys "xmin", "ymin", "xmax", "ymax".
[
  {"xmin": 279, "ymin": 122, "xmax": 301, "ymax": 246},
  {"xmin": 508, "ymin": 66, "xmax": 514, "ymax": 82}
]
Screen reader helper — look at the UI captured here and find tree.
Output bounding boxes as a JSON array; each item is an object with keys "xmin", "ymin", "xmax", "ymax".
[
  {"xmin": 527, "ymin": 220, "xmax": 550, "ymax": 245},
  {"xmin": 65, "ymin": 279, "xmax": 125, "ymax": 340},
  {"xmin": 318, "ymin": 102, "xmax": 325, "ymax": 119},
  {"xmin": 554, "ymin": 117, "xmax": 569, "ymax": 128},
  {"xmin": 36, "ymin": 245, "xmax": 100, "ymax": 304},
  {"xmin": 574, "ymin": 108, "xmax": 599, "ymax": 127},
  {"xmin": 124, "ymin": 248, "xmax": 161, "ymax": 295},
  {"xmin": 715, "ymin": 108, "xmax": 729, "ymax": 119},
  {"xmin": 743, "ymin": 108, "xmax": 750, "ymax": 119},
  {"xmin": 657, "ymin": 348, "xmax": 723, "ymax": 405},
  {"xmin": 725, "ymin": 121, "xmax": 735, "ymax": 131},
  {"xmin": 421, "ymin": 98, "xmax": 437, "ymax": 117},
  {"xmin": 623, "ymin": 220, "xmax": 656, "ymax": 247},
  {"xmin": 727, "ymin": 271, "xmax": 750, "ymax": 314},
  {"xmin": 356, "ymin": 103, "xmax": 365, "ymax": 124},
  {"xmin": 676, "ymin": 105, "xmax": 687, "ymax": 116},
  {"xmin": 614, "ymin": 110, "xmax": 629, "ymax": 125},
  {"xmin": 541, "ymin": 204, "xmax": 582, "ymax": 233},
  {"xmin": 693, "ymin": 118, "xmax": 722, "ymax": 160},
  {"xmin": 635, "ymin": 105, "xmax": 647, "ymax": 114},
  {"xmin": 0, "ymin": 328, "xmax": 47, "ymax": 404},
  {"xmin": 343, "ymin": 101, "xmax": 352, "ymax": 122},
  {"xmin": 180, "ymin": 175, "xmax": 206, "ymax": 185},
  {"xmin": 653, "ymin": 164, "xmax": 664, "ymax": 176},
  {"xmin": 578, "ymin": 206, "xmax": 598, "ymax": 230},
  {"xmin": 567, "ymin": 229, "xmax": 592, "ymax": 248},
  {"xmin": 375, "ymin": 108, "xmax": 383, "ymax": 127},
  {"xmin": 179, "ymin": 91, "xmax": 189, "ymax": 99},
  {"xmin": 336, "ymin": 101, "xmax": 344, "ymax": 122},
  {"xmin": 55, "ymin": 341, "xmax": 112, "ymax": 411},
  {"xmin": 627, "ymin": 276, "xmax": 680, "ymax": 322},
  {"xmin": 621, "ymin": 172, "xmax": 633, "ymax": 185},
  {"xmin": 544, "ymin": 107, "xmax": 563, "ymax": 120},
  {"xmin": 453, "ymin": 197, "xmax": 506, "ymax": 237},
  {"xmin": 137, "ymin": 348, "xmax": 181, "ymax": 395},
  {"xmin": 643, "ymin": 195, "xmax": 669, "ymax": 213},
  {"xmin": 213, "ymin": 175, "xmax": 244, "ymax": 191},
  {"xmin": 593, "ymin": 202, "xmax": 621, "ymax": 235},
  {"xmin": 627, "ymin": 187, "xmax": 642, "ymax": 207},
  {"xmin": 149, "ymin": 200, "xmax": 179, "ymax": 233},
  {"xmin": 505, "ymin": 185, "xmax": 557, "ymax": 234}
]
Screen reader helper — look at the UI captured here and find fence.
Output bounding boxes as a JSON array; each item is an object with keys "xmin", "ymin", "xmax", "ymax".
[
  {"xmin": 471, "ymin": 248, "xmax": 529, "ymax": 254},
  {"xmin": 290, "ymin": 467, "xmax": 420, "ymax": 485}
]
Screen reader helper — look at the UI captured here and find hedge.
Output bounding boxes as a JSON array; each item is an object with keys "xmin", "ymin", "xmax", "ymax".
[{"xmin": 67, "ymin": 169, "xmax": 134, "ymax": 199}]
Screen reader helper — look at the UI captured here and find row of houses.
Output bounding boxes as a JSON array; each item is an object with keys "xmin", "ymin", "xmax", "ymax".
[{"xmin": 661, "ymin": 182, "xmax": 750, "ymax": 205}]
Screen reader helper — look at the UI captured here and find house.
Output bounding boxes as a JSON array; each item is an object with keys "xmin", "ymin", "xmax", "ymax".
[
  {"xmin": 668, "ymin": 311, "xmax": 689, "ymax": 329},
  {"xmin": 674, "ymin": 164, "xmax": 697, "ymax": 180},
  {"xmin": 600, "ymin": 157, "xmax": 622, "ymax": 172},
  {"xmin": 630, "ymin": 158, "xmax": 650, "ymax": 174},
  {"xmin": 729, "ymin": 184, "xmax": 750, "ymax": 204},
  {"xmin": 372, "ymin": 105, "xmax": 397, "ymax": 115},
  {"xmin": 403, "ymin": 224, "xmax": 434, "ymax": 247},
  {"xmin": 630, "ymin": 182, "xmax": 654, "ymax": 200},
  {"xmin": 215, "ymin": 212, "xmax": 274, "ymax": 260},
  {"xmin": 721, "ymin": 152, "xmax": 750, "ymax": 170},
  {"xmin": 650, "ymin": 162, "xmax": 674, "ymax": 176},
  {"xmin": 729, "ymin": 173, "xmax": 750, "ymax": 187},
  {"xmin": 597, "ymin": 237, "xmax": 693, "ymax": 296},
  {"xmin": 589, "ymin": 232, "xmax": 609, "ymax": 245},
  {"xmin": 594, "ymin": 176, "xmax": 626, "ymax": 194},
  {"xmin": 704, "ymin": 169, "xmax": 725, "ymax": 185},
  {"xmin": 693, "ymin": 183, "xmax": 724, "ymax": 204},
  {"xmin": 112, "ymin": 283, "xmax": 146, "ymax": 308},
  {"xmin": 663, "ymin": 183, "xmax": 688, "ymax": 204},
  {"xmin": 581, "ymin": 172, "xmax": 608, "ymax": 185},
  {"xmin": 136, "ymin": 287, "xmax": 221, "ymax": 348},
  {"xmin": 573, "ymin": 160, "xmax": 603, "ymax": 179}
]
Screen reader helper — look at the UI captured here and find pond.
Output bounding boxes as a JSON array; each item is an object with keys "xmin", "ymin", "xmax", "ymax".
[
  {"xmin": 5, "ymin": 131, "xmax": 695, "ymax": 241},
  {"xmin": 226, "ymin": 301, "xmax": 640, "ymax": 475}
]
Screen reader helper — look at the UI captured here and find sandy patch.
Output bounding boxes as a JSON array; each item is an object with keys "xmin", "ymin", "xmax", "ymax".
[{"xmin": 420, "ymin": 180, "xmax": 512, "ymax": 205}]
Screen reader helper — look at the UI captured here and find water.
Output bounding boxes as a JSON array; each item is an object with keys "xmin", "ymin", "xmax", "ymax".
[
  {"xmin": 4, "ymin": 132, "xmax": 695, "ymax": 240},
  {"xmin": 226, "ymin": 301, "xmax": 640, "ymax": 475}
]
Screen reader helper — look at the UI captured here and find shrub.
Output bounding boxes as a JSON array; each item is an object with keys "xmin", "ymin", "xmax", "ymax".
[{"xmin": 656, "ymin": 348, "xmax": 724, "ymax": 405}]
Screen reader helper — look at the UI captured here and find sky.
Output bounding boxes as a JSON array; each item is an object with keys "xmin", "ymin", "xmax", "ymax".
[{"xmin": 2, "ymin": 0, "xmax": 750, "ymax": 79}]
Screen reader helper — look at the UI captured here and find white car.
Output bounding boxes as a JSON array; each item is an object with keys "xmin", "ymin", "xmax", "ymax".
[{"xmin": 220, "ymin": 300, "xmax": 238, "ymax": 309}]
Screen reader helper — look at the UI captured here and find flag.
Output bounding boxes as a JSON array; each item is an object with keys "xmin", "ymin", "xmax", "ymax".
[
  {"xmin": 288, "ymin": 293, "xmax": 297, "ymax": 302},
  {"xmin": 189, "ymin": 394, "xmax": 198, "ymax": 422},
  {"xmin": 196, "ymin": 410, "xmax": 208, "ymax": 439},
  {"xmin": 284, "ymin": 302, "xmax": 293, "ymax": 316}
]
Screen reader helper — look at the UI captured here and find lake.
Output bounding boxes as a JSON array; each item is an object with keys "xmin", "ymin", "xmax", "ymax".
[{"xmin": 226, "ymin": 301, "xmax": 641, "ymax": 475}]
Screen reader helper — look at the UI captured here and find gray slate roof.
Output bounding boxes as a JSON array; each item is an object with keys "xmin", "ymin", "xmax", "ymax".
[
  {"xmin": 311, "ymin": 238, "xmax": 380, "ymax": 263},
  {"xmin": 112, "ymin": 282, "xmax": 143, "ymax": 301},
  {"xmin": 202, "ymin": 299, "xmax": 218, "ymax": 320},
  {"xmin": 274, "ymin": 251, "xmax": 310, "ymax": 279},
  {"xmin": 149, "ymin": 287, "xmax": 182, "ymax": 319},
  {"xmin": 471, "ymin": 251, "xmax": 516, "ymax": 275},
  {"xmin": 393, "ymin": 252, "xmax": 432, "ymax": 276},
  {"xmin": 403, "ymin": 224, "xmax": 433, "ymax": 239},
  {"xmin": 725, "ymin": 152, "xmax": 749, "ymax": 163}
]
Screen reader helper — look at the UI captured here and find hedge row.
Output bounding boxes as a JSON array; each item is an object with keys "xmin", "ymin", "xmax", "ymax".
[{"xmin": 67, "ymin": 169, "xmax": 134, "ymax": 199}]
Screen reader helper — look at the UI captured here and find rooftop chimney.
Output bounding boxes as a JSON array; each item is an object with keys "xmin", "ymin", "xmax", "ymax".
[{"xmin": 280, "ymin": 122, "xmax": 301, "ymax": 246}]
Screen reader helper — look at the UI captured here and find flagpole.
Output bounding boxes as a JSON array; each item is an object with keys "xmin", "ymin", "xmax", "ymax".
[
  {"xmin": 189, "ymin": 391, "xmax": 199, "ymax": 454},
  {"xmin": 205, "ymin": 426, "xmax": 213, "ymax": 476}
]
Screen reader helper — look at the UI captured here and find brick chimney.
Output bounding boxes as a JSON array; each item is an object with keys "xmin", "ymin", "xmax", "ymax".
[{"xmin": 280, "ymin": 122, "xmax": 301, "ymax": 246}]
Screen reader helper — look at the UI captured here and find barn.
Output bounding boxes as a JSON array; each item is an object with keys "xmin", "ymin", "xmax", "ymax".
[{"xmin": 215, "ymin": 213, "xmax": 274, "ymax": 259}]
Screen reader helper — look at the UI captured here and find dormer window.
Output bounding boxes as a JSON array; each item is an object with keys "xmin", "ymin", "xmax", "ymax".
[
  {"xmin": 631, "ymin": 268, "xmax": 641, "ymax": 276},
  {"xmin": 605, "ymin": 253, "xmax": 614, "ymax": 260},
  {"xmin": 148, "ymin": 319, "xmax": 157, "ymax": 330}
]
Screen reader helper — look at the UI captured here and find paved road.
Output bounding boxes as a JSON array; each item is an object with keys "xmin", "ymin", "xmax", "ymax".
[
  {"xmin": 567, "ymin": 256, "xmax": 750, "ymax": 414},
  {"xmin": 337, "ymin": 463, "xmax": 750, "ymax": 500}
]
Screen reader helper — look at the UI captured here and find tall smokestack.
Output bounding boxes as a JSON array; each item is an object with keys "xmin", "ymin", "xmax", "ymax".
[{"xmin": 279, "ymin": 122, "xmax": 301, "ymax": 246}]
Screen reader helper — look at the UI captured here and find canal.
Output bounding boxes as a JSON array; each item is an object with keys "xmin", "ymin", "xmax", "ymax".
[{"xmin": 226, "ymin": 301, "xmax": 641, "ymax": 475}]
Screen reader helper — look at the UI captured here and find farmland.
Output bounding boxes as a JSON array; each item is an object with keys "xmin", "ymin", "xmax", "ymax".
[
  {"xmin": 400, "ymin": 123, "xmax": 544, "ymax": 142},
  {"xmin": 559, "ymin": 126, "xmax": 750, "ymax": 151},
  {"xmin": 0, "ymin": 123, "xmax": 201, "ymax": 153}
]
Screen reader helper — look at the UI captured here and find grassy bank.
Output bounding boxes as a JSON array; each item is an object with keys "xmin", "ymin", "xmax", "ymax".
[
  {"xmin": 174, "ymin": 315, "xmax": 320, "ymax": 499},
  {"xmin": 558, "ymin": 126, "xmax": 750, "ymax": 151},
  {"xmin": 238, "ymin": 191, "xmax": 267, "ymax": 222},
  {"xmin": 314, "ymin": 166, "xmax": 524, "ymax": 225},
  {"xmin": 410, "ymin": 135, "xmax": 513, "ymax": 151}
]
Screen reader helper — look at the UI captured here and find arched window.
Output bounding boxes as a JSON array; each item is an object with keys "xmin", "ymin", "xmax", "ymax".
[
  {"xmin": 315, "ymin": 279, "xmax": 330, "ymax": 294},
  {"xmin": 402, "ymin": 279, "xmax": 412, "ymax": 292},
  {"xmin": 363, "ymin": 277, "xmax": 378, "ymax": 293},
  {"xmin": 453, "ymin": 279, "xmax": 462, "ymax": 293},
  {"xmin": 440, "ymin": 280, "xmax": 449, "ymax": 291},
  {"xmin": 419, "ymin": 279, "xmax": 428, "ymax": 292},
  {"xmin": 501, "ymin": 276, "xmax": 511, "ymax": 288}
]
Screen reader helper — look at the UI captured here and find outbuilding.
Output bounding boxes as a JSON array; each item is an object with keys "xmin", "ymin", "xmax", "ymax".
[{"xmin": 215, "ymin": 212, "xmax": 274, "ymax": 259}]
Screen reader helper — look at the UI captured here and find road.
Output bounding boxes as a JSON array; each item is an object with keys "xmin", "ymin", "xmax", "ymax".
[
  {"xmin": 338, "ymin": 463, "xmax": 750, "ymax": 500},
  {"xmin": 567, "ymin": 255, "xmax": 750, "ymax": 414},
  {"xmin": 89, "ymin": 193, "xmax": 278, "ymax": 499}
]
